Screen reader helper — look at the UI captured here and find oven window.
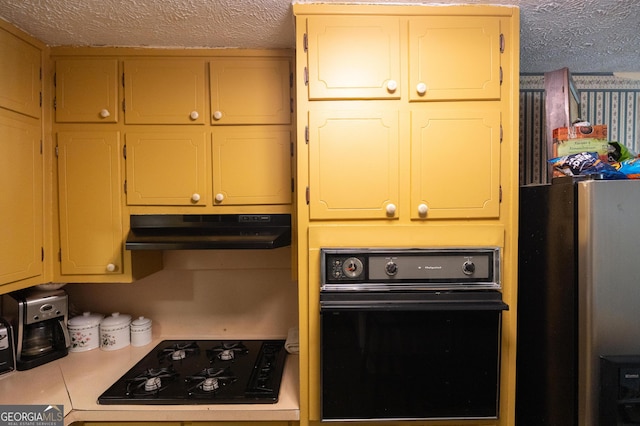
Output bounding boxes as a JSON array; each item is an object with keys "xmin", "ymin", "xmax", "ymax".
[{"xmin": 321, "ymin": 309, "xmax": 502, "ymax": 420}]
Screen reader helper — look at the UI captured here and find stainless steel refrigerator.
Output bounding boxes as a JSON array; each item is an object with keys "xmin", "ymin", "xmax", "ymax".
[{"xmin": 516, "ymin": 177, "xmax": 640, "ymax": 426}]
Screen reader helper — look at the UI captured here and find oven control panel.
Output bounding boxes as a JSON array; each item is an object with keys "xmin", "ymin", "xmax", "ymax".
[{"xmin": 321, "ymin": 247, "xmax": 500, "ymax": 290}]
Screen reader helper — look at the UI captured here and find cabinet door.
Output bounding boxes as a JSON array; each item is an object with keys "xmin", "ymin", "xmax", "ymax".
[
  {"xmin": 306, "ymin": 16, "xmax": 400, "ymax": 100},
  {"xmin": 309, "ymin": 109, "xmax": 399, "ymax": 219},
  {"xmin": 55, "ymin": 58, "xmax": 119, "ymax": 123},
  {"xmin": 408, "ymin": 17, "xmax": 501, "ymax": 101},
  {"xmin": 0, "ymin": 110, "xmax": 42, "ymax": 285},
  {"xmin": 0, "ymin": 29, "xmax": 41, "ymax": 118},
  {"xmin": 57, "ymin": 131, "xmax": 124, "ymax": 275},
  {"xmin": 410, "ymin": 106, "xmax": 501, "ymax": 219},
  {"xmin": 124, "ymin": 59, "xmax": 206, "ymax": 124},
  {"xmin": 125, "ymin": 131, "xmax": 208, "ymax": 205},
  {"xmin": 212, "ymin": 126, "xmax": 291, "ymax": 205},
  {"xmin": 210, "ymin": 58, "xmax": 291, "ymax": 125}
]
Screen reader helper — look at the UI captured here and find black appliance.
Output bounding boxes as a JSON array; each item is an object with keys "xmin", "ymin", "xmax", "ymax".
[
  {"xmin": 1, "ymin": 288, "xmax": 70, "ymax": 370},
  {"xmin": 319, "ymin": 248, "xmax": 508, "ymax": 421},
  {"xmin": 517, "ymin": 178, "xmax": 640, "ymax": 425},
  {"xmin": 600, "ymin": 355, "xmax": 640, "ymax": 425},
  {"xmin": 98, "ymin": 339, "xmax": 287, "ymax": 404},
  {"xmin": 125, "ymin": 214, "xmax": 291, "ymax": 250},
  {"xmin": 0, "ymin": 317, "xmax": 15, "ymax": 375}
]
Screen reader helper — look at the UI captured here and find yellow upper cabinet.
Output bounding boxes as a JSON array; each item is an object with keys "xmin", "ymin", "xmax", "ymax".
[
  {"xmin": 209, "ymin": 58, "xmax": 291, "ymax": 125},
  {"xmin": 124, "ymin": 59, "xmax": 206, "ymax": 124},
  {"xmin": 308, "ymin": 108, "xmax": 399, "ymax": 219},
  {"xmin": 55, "ymin": 58, "xmax": 119, "ymax": 123},
  {"xmin": 408, "ymin": 17, "xmax": 502, "ymax": 101},
  {"xmin": 410, "ymin": 105, "xmax": 501, "ymax": 219},
  {"xmin": 0, "ymin": 110, "xmax": 43, "ymax": 286},
  {"xmin": 212, "ymin": 126, "xmax": 292, "ymax": 205},
  {"xmin": 125, "ymin": 131, "xmax": 209, "ymax": 206},
  {"xmin": 0, "ymin": 28, "xmax": 41, "ymax": 119},
  {"xmin": 305, "ymin": 16, "xmax": 401, "ymax": 100},
  {"xmin": 57, "ymin": 131, "xmax": 124, "ymax": 275}
]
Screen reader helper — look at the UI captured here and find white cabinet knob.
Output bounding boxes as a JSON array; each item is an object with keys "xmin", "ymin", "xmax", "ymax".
[
  {"xmin": 215, "ymin": 193, "xmax": 225, "ymax": 202},
  {"xmin": 386, "ymin": 203, "xmax": 397, "ymax": 216},
  {"xmin": 100, "ymin": 109, "xmax": 111, "ymax": 118},
  {"xmin": 416, "ymin": 82, "xmax": 427, "ymax": 95},
  {"xmin": 213, "ymin": 111, "xmax": 223, "ymax": 121},
  {"xmin": 418, "ymin": 203, "xmax": 429, "ymax": 215},
  {"xmin": 386, "ymin": 79, "xmax": 398, "ymax": 93},
  {"xmin": 106, "ymin": 263, "xmax": 116, "ymax": 272},
  {"xmin": 189, "ymin": 111, "xmax": 199, "ymax": 120},
  {"xmin": 191, "ymin": 193, "xmax": 201, "ymax": 202}
]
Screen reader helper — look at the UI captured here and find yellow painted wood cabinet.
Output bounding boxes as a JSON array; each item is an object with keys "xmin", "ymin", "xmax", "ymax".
[
  {"xmin": 210, "ymin": 58, "xmax": 291, "ymax": 125},
  {"xmin": 56, "ymin": 131, "xmax": 125, "ymax": 275},
  {"xmin": 212, "ymin": 126, "xmax": 292, "ymax": 205},
  {"xmin": 55, "ymin": 58, "xmax": 119, "ymax": 123},
  {"xmin": 0, "ymin": 109, "xmax": 43, "ymax": 285},
  {"xmin": 0, "ymin": 28, "xmax": 41, "ymax": 119},
  {"xmin": 124, "ymin": 59, "xmax": 206, "ymax": 125}
]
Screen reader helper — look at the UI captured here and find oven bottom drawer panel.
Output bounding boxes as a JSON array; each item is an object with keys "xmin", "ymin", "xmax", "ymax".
[{"xmin": 320, "ymin": 308, "xmax": 502, "ymax": 421}]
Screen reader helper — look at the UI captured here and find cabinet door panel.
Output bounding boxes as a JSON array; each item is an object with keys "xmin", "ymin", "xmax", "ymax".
[
  {"xmin": 55, "ymin": 59, "xmax": 119, "ymax": 123},
  {"xmin": 0, "ymin": 110, "xmax": 42, "ymax": 284},
  {"xmin": 309, "ymin": 109, "xmax": 399, "ymax": 219},
  {"xmin": 409, "ymin": 17, "xmax": 501, "ymax": 101},
  {"xmin": 307, "ymin": 16, "xmax": 400, "ymax": 100},
  {"xmin": 210, "ymin": 58, "xmax": 291, "ymax": 125},
  {"xmin": 57, "ymin": 131, "xmax": 123, "ymax": 275},
  {"xmin": 410, "ymin": 106, "xmax": 501, "ymax": 219},
  {"xmin": 124, "ymin": 59, "xmax": 205, "ymax": 124},
  {"xmin": 0, "ymin": 29, "xmax": 41, "ymax": 118},
  {"xmin": 126, "ymin": 132, "xmax": 208, "ymax": 205},
  {"xmin": 212, "ymin": 126, "xmax": 291, "ymax": 205}
]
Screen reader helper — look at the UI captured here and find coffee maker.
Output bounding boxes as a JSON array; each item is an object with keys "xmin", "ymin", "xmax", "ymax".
[{"xmin": 2, "ymin": 288, "xmax": 70, "ymax": 370}]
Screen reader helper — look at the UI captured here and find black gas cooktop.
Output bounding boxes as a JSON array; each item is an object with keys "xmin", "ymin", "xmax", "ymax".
[{"xmin": 98, "ymin": 339, "xmax": 287, "ymax": 405}]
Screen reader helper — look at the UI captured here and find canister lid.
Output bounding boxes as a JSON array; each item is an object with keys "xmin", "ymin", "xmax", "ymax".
[
  {"xmin": 69, "ymin": 311, "xmax": 103, "ymax": 327},
  {"xmin": 100, "ymin": 312, "xmax": 132, "ymax": 327},
  {"xmin": 131, "ymin": 316, "xmax": 151, "ymax": 327}
]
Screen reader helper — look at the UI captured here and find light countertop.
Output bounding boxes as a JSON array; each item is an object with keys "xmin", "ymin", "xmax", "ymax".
[{"xmin": 0, "ymin": 335, "xmax": 299, "ymax": 425}]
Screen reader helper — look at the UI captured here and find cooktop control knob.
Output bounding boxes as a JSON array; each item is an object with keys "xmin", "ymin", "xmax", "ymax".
[
  {"xmin": 385, "ymin": 261, "xmax": 398, "ymax": 276},
  {"xmin": 462, "ymin": 260, "xmax": 476, "ymax": 276},
  {"xmin": 342, "ymin": 257, "xmax": 364, "ymax": 279}
]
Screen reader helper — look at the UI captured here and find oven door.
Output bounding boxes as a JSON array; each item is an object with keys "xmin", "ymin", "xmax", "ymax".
[{"xmin": 320, "ymin": 290, "xmax": 508, "ymax": 421}]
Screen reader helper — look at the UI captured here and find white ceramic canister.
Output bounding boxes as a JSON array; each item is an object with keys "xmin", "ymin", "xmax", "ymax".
[
  {"xmin": 68, "ymin": 312, "xmax": 103, "ymax": 352},
  {"xmin": 130, "ymin": 316, "xmax": 152, "ymax": 347},
  {"xmin": 100, "ymin": 312, "xmax": 132, "ymax": 351}
]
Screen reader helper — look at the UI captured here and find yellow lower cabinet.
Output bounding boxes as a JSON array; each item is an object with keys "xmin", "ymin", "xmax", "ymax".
[
  {"xmin": 57, "ymin": 131, "xmax": 124, "ymax": 276},
  {"xmin": 212, "ymin": 126, "xmax": 291, "ymax": 206},
  {"xmin": 125, "ymin": 131, "xmax": 209, "ymax": 206},
  {"xmin": 410, "ymin": 105, "xmax": 502, "ymax": 219},
  {"xmin": 0, "ymin": 109, "xmax": 43, "ymax": 286}
]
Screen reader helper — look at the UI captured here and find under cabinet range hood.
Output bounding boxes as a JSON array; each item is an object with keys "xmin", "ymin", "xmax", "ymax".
[{"xmin": 125, "ymin": 214, "xmax": 291, "ymax": 250}]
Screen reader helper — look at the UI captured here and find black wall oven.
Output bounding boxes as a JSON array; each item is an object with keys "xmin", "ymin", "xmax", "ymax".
[{"xmin": 319, "ymin": 248, "xmax": 508, "ymax": 421}]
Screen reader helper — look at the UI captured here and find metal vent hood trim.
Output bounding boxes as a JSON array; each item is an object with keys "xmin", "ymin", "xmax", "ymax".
[{"xmin": 125, "ymin": 214, "xmax": 291, "ymax": 250}]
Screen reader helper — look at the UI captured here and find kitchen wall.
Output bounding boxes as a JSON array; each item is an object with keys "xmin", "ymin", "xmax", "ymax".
[
  {"xmin": 519, "ymin": 73, "xmax": 640, "ymax": 185},
  {"xmin": 63, "ymin": 248, "xmax": 297, "ymax": 339}
]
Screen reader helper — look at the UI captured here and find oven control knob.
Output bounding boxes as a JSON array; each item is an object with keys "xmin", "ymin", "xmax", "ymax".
[
  {"xmin": 342, "ymin": 257, "xmax": 363, "ymax": 279},
  {"xmin": 385, "ymin": 261, "xmax": 398, "ymax": 276},
  {"xmin": 462, "ymin": 261, "xmax": 476, "ymax": 275}
]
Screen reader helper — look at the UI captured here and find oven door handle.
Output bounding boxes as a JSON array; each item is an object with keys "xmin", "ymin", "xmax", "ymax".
[{"xmin": 320, "ymin": 291, "xmax": 509, "ymax": 312}]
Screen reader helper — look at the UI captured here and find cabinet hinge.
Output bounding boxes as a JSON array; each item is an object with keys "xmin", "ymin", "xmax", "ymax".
[
  {"xmin": 291, "ymin": 178, "xmax": 295, "ymax": 193},
  {"xmin": 500, "ymin": 125, "xmax": 503, "ymax": 143},
  {"xmin": 53, "ymin": 96, "xmax": 56, "ymax": 110},
  {"xmin": 305, "ymin": 126, "xmax": 309, "ymax": 144},
  {"xmin": 290, "ymin": 142, "xmax": 294, "ymax": 157},
  {"xmin": 41, "ymin": 247, "xmax": 44, "ymax": 262},
  {"xmin": 122, "ymin": 73, "xmax": 125, "ymax": 87},
  {"xmin": 303, "ymin": 33, "xmax": 308, "ymax": 52},
  {"xmin": 39, "ymin": 92, "xmax": 42, "ymax": 107},
  {"xmin": 500, "ymin": 34, "xmax": 505, "ymax": 53},
  {"xmin": 122, "ymin": 99, "xmax": 126, "ymax": 112},
  {"xmin": 39, "ymin": 67, "xmax": 42, "ymax": 81},
  {"xmin": 499, "ymin": 186, "xmax": 503, "ymax": 203},
  {"xmin": 55, "ymin": 145, "xmax": 59, "ymax": 157},
  {"xmin": 123, "ymin": 144, "xmax": 127, "ymax": 159},
  {"xmin": 500, "ymin": 67, "xmax": 503, "ymax": 85},
  {"xmin": 304, "ymin": 67, "xmax": 309, "ymax": 86},
  {"xmin": 305, "ymin": 186, "xmax": 310, "ymax": 205},
  {"xmin": 290, "ymin": 97, "xmax": 294, "ymax": 114},
  {"xmin": 40, "ymin": 140, "xmax": 43, "ymax": 155},
  {"xmin": 124, "ymin": 179, "xmax": 127, "ymax": 194}
]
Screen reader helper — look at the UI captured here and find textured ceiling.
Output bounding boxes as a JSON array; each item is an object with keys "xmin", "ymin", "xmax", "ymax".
[{"xmin": 0, "ymin": 0, "xmax": 638, "ymax": 73}]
